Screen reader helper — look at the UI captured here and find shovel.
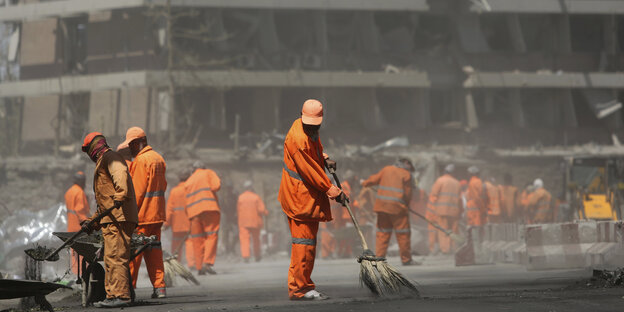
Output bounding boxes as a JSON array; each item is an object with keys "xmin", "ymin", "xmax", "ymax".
[{"xmin": 25, "ymin": 207, "xmax": 115, "ymax": 262}]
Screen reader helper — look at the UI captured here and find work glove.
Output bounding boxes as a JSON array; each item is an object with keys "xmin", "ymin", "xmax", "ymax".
[
  {"xmin": 113, "ymin": 200, "xmax": 124, "ymax": 209},
  {"xmin": 335, "ymin": 192, "xmax": 349, "ymax": 205},
  {"xmin": 80, "ymin": 219, "xmax": 94, "ymax": 235},
  {"xmin": 325, "ymin": 159, "xmax": 337, "ymax": 172}
]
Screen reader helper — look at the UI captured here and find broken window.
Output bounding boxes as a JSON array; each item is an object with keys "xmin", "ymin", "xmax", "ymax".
[{"xmin": 61, "ymin": 15, "xmax": 88, "ymax": 74}]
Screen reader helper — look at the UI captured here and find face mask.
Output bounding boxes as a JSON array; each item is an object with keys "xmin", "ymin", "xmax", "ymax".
[{"xmin": 87, "ymin": 136, "xmax": 109, "ymax": 162}]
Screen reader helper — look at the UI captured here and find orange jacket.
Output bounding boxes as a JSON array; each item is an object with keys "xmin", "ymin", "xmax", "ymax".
[
  {"xmin": 184, "ymin": 168, "xmax": 221, "ymax": 219},
  {"xmin": 409, "ymin": 188, "xmax": 428, "ymax": 226},
  {"xmin": 165, "ymin": 181, "xmax": 190, "ymax": 233},
  {"xmin": 428, "ymin": 174, "xmax": 461, "ymax": 218},
  {"xmin": 356, "ymin": 187, "xmax": 376, "ymax": 224},
  {"xmin": 278, "ymin": 119, "xmax": 333, "ymax": 222},
  {"xmin": 466, "ymin": 176, "xmax": 486, "ymax": 214},
  {"xmin": 362, "ymin": 165, "xmax": 412, "ymax": 215},
  {"xmin": 500, "ymin": 185, "xmax": 518, "ymax": 221},
  {"xmin": 65, "ymin": 184, "xmax": 90, "ymax": 232},
  {"xmin": 129, "ymin": 145, "xmax": 167, "ymax": 225},
  {"xmin": 527, "ymin": 187, "xmax": 552, "ymax": 224},
  {"xmin": 237, "ymin": 190, "xmax": 268, "ymax": 229},
  {"xmin": 485, "ymin": 181, "xmax": 501, "ymax": 216}
]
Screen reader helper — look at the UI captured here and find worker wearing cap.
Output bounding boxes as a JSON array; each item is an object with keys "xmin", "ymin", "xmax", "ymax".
[
  {"xmin": 466, "ymin": 166, "xmax": 487, "ymax": 227},
  {"xmin": 65, "ymin": 171, "xmax": 90, "ymax": 274},
  {"xmin": 81, "ymin": 132, "xmax": 138, "ymax": 308},
  {"xmin": 362, "ymin": 158, "xmax": 416, "ymax": 266},
  {"xmin": 237, "ymin": 180, "xmax": 268, "ymax": 262},
  {"xmin": 279, "ymin": 99, "xmax": 346, "ymax": 300},
  {"xmin": 164, "ymin": 169, "xmax": 194, "ymax": 268},
  {"xmin": 124, "ymin": 127, "xmax": 168, "ymax": 299},
  {"xmin": 485, "ymin": 177, "xmax": 502, "ymax": 223},
  {"xmin": 527, "ymin": 179, "xmax": 552, "ymax": 224},
  {"xmin": 428, "ymin": 164, "xmax": 461, "ymax": 254},
  {"xmin": 185, "ymin": 160, "xmax": 221, "ymax": 275}
]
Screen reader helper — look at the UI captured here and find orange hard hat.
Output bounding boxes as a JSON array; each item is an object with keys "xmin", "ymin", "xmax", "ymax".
[
  {"xmin": 301, "ymin": 99, "xmax": 323, "ymax": 125},
  {"xmin": 117, "ymin": 142, "xmax": 129, "ymax": 151},
  {"xmin": 121, "ymin": 126, "xmax": 146, "ymax": 146},
  {"xmin": 82, "ymin": 132, "xmax": 103, "ymax": 151}
]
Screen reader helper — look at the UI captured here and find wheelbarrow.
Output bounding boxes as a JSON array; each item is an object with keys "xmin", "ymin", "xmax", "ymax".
[
  {"xmin": 0, "ymin": 279, "xmax": 72, "ymax": 312},
  {"xmin": 51, "ymin": 231, "xmax": 161, "ymax": 307}
]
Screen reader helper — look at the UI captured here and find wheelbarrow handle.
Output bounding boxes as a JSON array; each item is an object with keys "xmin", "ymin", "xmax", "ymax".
[{"xmin": 44, "ymin": 207, "xmax": 115, "ymax": 261}]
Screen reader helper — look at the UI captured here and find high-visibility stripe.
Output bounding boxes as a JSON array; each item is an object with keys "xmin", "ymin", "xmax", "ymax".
[
  {"xmin": 376, "ymin": 194, "xmax": 406, "ymax": 204},
  {"xmin": 395, "ymin": 228, "xmax": 411, "ymax": 234},
  {"xmin": 377, "ymin": 228, "xmax": 393, "ymax": 233},
  {"xmin": 172, "ymin": 207, "xmax": 185, "ymax": 211},
  {"xmin": 283, "ymin": 163, "xmax": 303, "ymax": 182},
  {"xmin": 466, "ymin": 207, "xmax": 480, "ymax": 211},
  {"xmin": 190, "ymin": 230, "xmax": 218, "ymax": 238},
  {"xmin": 432, "ymin": 202, "xmax": 458, "ymax": 207},
  {"xmin": 172, "ymin": 236, "xmax": 188, "ymax": 241},
  {"xmin": 439, "ymin": 192, "xmax": 459, "ymax": 197},
  {"xmin": 187, "ymin": 197, "xmax": 216, "ymax": 208},
  {"xmin": 292, "ymin": 237, "xmax": 316, "ymax": 246},
  {"xmin": 186, "ymin": 187, "xmax": 212, "ymax": 198},
  {"xmin": 379, "ymin": 185, "xmax": 404, "ymax": 193},
  {"xmin": 67, "ymin": 209, "xmax": 77, "ymax": 215},
  {"xmin": 145, "ymin": 190, "xmax": 165, "ymax": 198}
]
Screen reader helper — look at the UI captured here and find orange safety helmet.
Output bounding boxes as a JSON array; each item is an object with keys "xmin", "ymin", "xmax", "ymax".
[
  {"xmin": 301, "ymin": 99, "xmax": 323, "ymax": 125},
  {"xmin": 82, "ymin": 132, "xmax": 103, "ymax": 152}
]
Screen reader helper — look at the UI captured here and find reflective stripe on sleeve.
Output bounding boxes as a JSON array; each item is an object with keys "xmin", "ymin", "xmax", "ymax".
[
  {"xmin": 283, "ymin": 163, "xmax": 304, "ymax": 182},
  {"xmin": 172, "ymin": 207, "xmax": 185, "ymax": 211},
  {"xmin": 292, "ymin": 237, "xmax": 316, "ymax": 246},
  {"xmin": 145, "ymin": 190, "xmax": 165, "ymax": 198},
  {"xmin": 67, "ymin": 209, "xmax": 77, "ymax": 215}
]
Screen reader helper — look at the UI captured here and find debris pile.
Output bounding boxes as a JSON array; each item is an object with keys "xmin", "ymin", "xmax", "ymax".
[{"xmin": 589, "ymin": 269, "xmax": 624, "ymax": 288}]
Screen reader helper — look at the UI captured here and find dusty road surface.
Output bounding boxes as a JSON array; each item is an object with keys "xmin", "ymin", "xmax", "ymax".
[{"xmin": 2, "ymin": 255, "xmax": 622, "ymax": 311}]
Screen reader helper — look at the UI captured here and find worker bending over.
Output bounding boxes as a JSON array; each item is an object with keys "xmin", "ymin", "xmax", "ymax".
[
  {"xmin": 279, "ymin": 99, "xmax": 346, "ymax": 300},
  {"xmin": 125, "ymin": 127, "xmax": 168, "ymax": 299},
  {"xmin": 362, "ymin": 158, "xmax": 417, "ymax": 266},
  {"xmin": 65, "ymin": 171, "xmax": 90, "ymax": 274},
  {"xmin": 237, "ymin": 180, "xmax": 269, "ymax": 262},
  {"xmin": 81, "ymin": 132, "xmax": 138, "ymax": 308},
  {"xmin": 185, "ymin": 161, "xmax": 221, "ymax": 275}
]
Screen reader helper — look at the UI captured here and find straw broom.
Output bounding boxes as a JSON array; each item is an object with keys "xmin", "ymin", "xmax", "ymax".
[
  {"xmin": 163, "ymin": 234, "xmax": 200, "ymax": 286},
  {"xmin": 328, "ymin": 167, "xmax": 419, "ymax": 297}
]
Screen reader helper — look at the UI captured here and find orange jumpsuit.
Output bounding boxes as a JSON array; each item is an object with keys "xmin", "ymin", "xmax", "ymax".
[
  {"xmin": 237, "ymin": 190, "xmax": 268, "ymax": 260},
  {"xmin": 129, "ymin": 145, "xmax": 167, "ymax": 289},
  {"xmin": 465, "ymin": 176, "xmax": 487, "ymax": 227},
  {"xmin": 362, "ymin": 165, "xmax": 413, "ymax": 264},
  {"xmin": 165, "ymin": 181, "xmax": 194, "ymax": 268},
  {"xmin": 428, "ymin": 174, "xmax": 461, "ymax": 254},
  {"xmin": 500, "ymin": 185, "xmax": 518, "ymax": 223},
  {"xmin": 185, "ymin": 168, "xmax": 221, "ymax": 270},
  {"xmin": 65, "ymin": 183, "xmax": 90, "ymax": 274},
  {"xmin": 485, "ymin": 181, "xmax": 502, "ymax": 223},
  {"xmin": 519, "ymin": 189, "xmax": 531, "ymax": 224},
  {"xmin": 278, "ymin": 118, "xmax": 334, "ymax": 299},
  {"xmin": 527, "ymin": 187, "xmax": 552, "ymax": 224}
]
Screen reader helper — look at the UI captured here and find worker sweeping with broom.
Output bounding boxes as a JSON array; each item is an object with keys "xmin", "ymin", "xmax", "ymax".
[{"xmin": 278, "ymin": 99, "xmax": 346, "ymax": 300}]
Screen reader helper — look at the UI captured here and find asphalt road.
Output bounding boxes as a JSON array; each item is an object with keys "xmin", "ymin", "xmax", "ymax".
[{"xmin": 2, "ymin": 255, "xmax": 623, "ymax": 312}]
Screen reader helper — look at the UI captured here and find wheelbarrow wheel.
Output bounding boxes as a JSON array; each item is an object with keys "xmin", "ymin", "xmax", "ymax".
[{"xmin": 81, "ymin": 262, "xmax": 106, "ymax": 306}]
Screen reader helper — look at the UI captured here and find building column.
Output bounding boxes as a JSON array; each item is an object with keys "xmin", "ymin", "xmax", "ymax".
[
  {"xmin": 462, "ymin": 90, "xmax": 479, "ymax": 129},
  {"xmin": 413, "ymin": 89, "xmax": 431, "ymax": 129},
  {"xmin": 557, "ymin": 89, "xmax": 578, "ymax": 128},
  {"xmin": 210, "ymin": 90, "xmax": 226, "ymax": 131},
  {"xmin": 509, "ymin": 90, "xmax": 525, "ymax": 128},
  {"xmin": 507, "ymin": 14, "xmax": 527, "ymax": 53}
]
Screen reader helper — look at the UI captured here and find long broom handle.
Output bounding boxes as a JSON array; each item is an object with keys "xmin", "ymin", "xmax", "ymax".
[
  {"xmin": 327, "ymin": 167, "xmax": 370, "ymax": 251},
  {"xmin": 407, "ymin": 207, "xmax": 453, "ymax": 237}
]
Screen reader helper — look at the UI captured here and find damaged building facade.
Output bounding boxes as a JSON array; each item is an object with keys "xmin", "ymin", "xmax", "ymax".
[{"xmin": 0, "ymin": 0, "xmax": 624, "ymax": 156}]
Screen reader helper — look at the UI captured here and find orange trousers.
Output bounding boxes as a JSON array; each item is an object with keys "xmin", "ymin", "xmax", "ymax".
[
  {"xmin": 71, "ymin": 251, "xmax": 83, "ymax": 275},
  {"xmin": 376, "ymin": 212, "xmax": 412, "ymax": 264},
  {"xmin": 436, "ymin": 216, "xmax": 459, "ymax": 254},
  {"xmin": 190, "ymin": 211, "xmax": 220, "ymax": 270},
  {"xmin": 466, "ymin": 208, "xmax": 484, "ymax": 227},
  {"xmin": 320, "ymin": 229, "xmax": 335, "ymax": 259},
  {"xmin": 102, "ymin": 221, "xmax": 135, "ymax": 299},
  {"xmin": 287, "ymin": 218, "xmax": 319, "ymax": 299},
  {"xmin": 239, "ymin": 227, "xmax": 261, "ymax": 260},
  {"xmin": 130, "ymin": 223, "xmax": 166, "ymax": 289},
  {"xmin": 171, "ymin": 232, "xmax": 195, "ymax": 268},
  {"xmin": 426, "ymin": 211, "xmax": 439, "ymax": 254}
]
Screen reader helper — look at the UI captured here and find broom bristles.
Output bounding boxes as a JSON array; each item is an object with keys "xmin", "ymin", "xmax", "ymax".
[
  {"xmin": 358, "ymin": 258, "xmax": 419, "ymax": 297},
  {"xmin": 164, "ymin": 256, "xmax": 201, "ymax": 286}
]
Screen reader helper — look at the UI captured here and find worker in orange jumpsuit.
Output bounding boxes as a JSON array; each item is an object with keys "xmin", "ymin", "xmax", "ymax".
[
  {"xmin": 185, "ymin": 161, "xmax": 221, "ymax": 275},
  {"xmin": 125, "ymin": 127, "xmax": 168, "ymax": 299},
  {"xmin": 81, "ymin": 132, "xmax": 138, "ymax": 308},
  {"xmin": 237, "ymin": 180, "xmax": 268, "ymax": 262},
  {"xmin": 428, "ymin": 164, "xmax": 462, "ymax": 254},
  {"xmin": 425, "ymin": 184, "xmax": 440, "ymax": 255},
  {"xmin": 485, "ymin": 178, "xmax": 502, "ymax": 223},
  {"xmin": 518, "ymin": 183, "xmax": 534, "ymax": 224},
  {"xmin": 164, "ymin": 169, "xmax": 194, "ymax": 268},
  {"xmin": 362, "ymin": 158, "xmax": 416, "ymax": 266},
  {"xmin": 278, "ymin": 99, "xmax": 345, "ymax": 300},
  {"xmin": 527, "ymin": 179, "xmax": 553, "ymax": 224},
  {"xmin": 465, "ymin": 166, "xmax": 487, "ymax": 227},
  {"xmin": 65, "ymin": 171, "xmax": 90, "ymax": 274},
  {"xmin": 499, "ymin": 173, "xmax": 518, "ymax": 223}
]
